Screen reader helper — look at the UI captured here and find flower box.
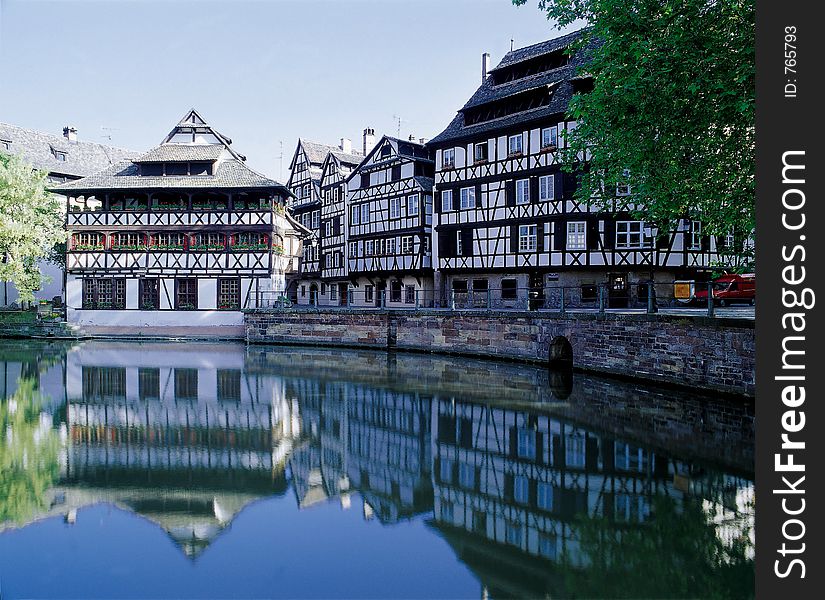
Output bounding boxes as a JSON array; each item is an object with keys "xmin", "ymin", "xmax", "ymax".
[
  {"xmin": 540, "ymin": 144, "xmax": 558, "ymax": 153},
  {"xmin": 177, "ymin": 302, "xmax": 196, "ymax": 311},
  {"xmin": 218, "ymin": 303, "xmax": 240, "ymax": 311},
  {"xmin": 73, "ymin": 244, "xmax": 104, "ymax": 251},
  {"xmin": 189, "ymin": 245, "xmax": 225, "ymax": 252},
  {"xmin": 111, "ymin": 245, "xmax": 146, "ymax": 251}
]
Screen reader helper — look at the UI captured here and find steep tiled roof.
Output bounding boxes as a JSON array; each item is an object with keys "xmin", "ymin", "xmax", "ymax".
[
  {"xmin": 428, "ymin": 29, "xmax": 595, "ymax": 146},
  {"xmin": 133, "ymin": 144, "xmax": 224, "ymax": 163},
  {"xmin": 0, "ymin": 122, "xmax": 138, "ymax": 178},
  {"xmin": 301, "ymin": 140, "xmax": 363, "ymax": 167},
  {"xmin": 49, "ymin": 158, "xmax": 285, "ymax": 192}
]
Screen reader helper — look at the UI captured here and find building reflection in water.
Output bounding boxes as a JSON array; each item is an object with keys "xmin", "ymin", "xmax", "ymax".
[{"xmin": 1, "ymin": 341, "xmax": 754, "ymax": 596}]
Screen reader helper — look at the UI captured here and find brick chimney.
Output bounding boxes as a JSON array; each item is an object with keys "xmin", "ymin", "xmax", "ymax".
[
  {"xmin": 340, "ymin": 138, "xmax": 352, "ymax": 154},
  {"xmin": 482, "ymin": 52, "xmax": 491, "ymax": 83},
  {"xmin": 63, "ymin": 126, "xmax": 78, "ymax": 142},
  {"xmin": 363, "ymin": 127, "xmax": 376, "ymax": 155}
]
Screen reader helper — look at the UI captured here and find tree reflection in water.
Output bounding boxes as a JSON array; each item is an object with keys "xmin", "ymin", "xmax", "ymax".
[{"xmin": 0, "ymin": 377, "xmax": 62, "ymax": 524}]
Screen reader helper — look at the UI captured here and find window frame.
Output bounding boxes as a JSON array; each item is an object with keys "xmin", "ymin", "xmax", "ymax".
[
  {"xmin": 515, "ymin": 178, "xmax": 530, "ymax": 204},
  {"xmin": 566, "ymin": 221, "xmax": 587, "ymax": 250},
  {"xmin": 518, "ymin": 224, "xmax": 537, "ymax": 252},
  {"xmin": 460, "ymin": 186, "xmax": 476, "ymax": 210},
  {"xmin": 508, "ymin": 134, "xmax": 523, "ymax": 156}
]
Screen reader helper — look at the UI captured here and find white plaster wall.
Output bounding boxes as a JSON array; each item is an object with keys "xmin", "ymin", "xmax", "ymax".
[
  {"xmin": 66, "ymin": 308, "xmax": 244, "ymax": 327},
  {"xmin": 126, "ymin": 279, "xmax": 139, "ymax": 309},
  {"xmin": 199, "ymin": 278, "xmax": 217, "ymax": 309}
]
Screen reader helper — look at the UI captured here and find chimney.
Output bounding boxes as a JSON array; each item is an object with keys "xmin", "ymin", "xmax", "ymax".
[
  {"xmin": 63, "ymin": 126, "xmax": 78, "ymax": 143},
  {"xmin": 408, "ymin": 134, "xmax": 416, "ymax": 142},
  {"xmin": 482, "ymin": 52, "xmax": 491, "ymax": 83},
  {"xmin": 419, "ymin": 137, "xmax": 428, "ymax": 145},
  {"xmin": 363, "ymin": 127, "xmax": 376, "ymax": 155},
  {"xmin": 340, "ymin": 137, "xmax": 352, "ymax": 154}
]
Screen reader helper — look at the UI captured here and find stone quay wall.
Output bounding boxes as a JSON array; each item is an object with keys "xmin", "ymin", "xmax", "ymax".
[{"xmin": 245, "ymin": 309, "xmax": 755, "ymax": 397}]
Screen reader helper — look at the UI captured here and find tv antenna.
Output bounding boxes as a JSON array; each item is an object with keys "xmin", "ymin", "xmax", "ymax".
[
  {"xmin": 392, "ymin": 114, "xmax": 407, "ymax": 138},
  {"xmin": 100, "ymin": 126, "xmax": 120, "ymax": 141},
  {"xmin": 277, "ymin": 140, "xmax": 284, "ymax": 181}
]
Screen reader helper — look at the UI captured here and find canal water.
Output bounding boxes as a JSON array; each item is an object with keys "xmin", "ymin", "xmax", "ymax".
[{"xmin": 0, "ymin": 340, "xmax": 754, "ymax": 599}]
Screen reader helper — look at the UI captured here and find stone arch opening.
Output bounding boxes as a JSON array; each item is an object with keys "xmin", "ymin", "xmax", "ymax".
[{"xmin": 548, "ymin": 335, "xmax": 573, "ymax": 367}]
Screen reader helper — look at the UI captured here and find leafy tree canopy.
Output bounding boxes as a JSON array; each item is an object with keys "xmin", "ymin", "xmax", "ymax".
[
  {"xmin": 513, "ymin": 0, "xmax": 754, "ymax": 261},
  {"xmin": 0, "ymin": 153, "xmax": 67, "ymax": 302}
]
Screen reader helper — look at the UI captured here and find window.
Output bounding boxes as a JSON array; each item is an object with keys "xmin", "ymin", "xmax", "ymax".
[
  {"xmin": 53, "ymin": 150, "xmax": 67, "ymax": 162},
  {"xmin": 174, "ymin": 368, "xmax": 198, "ymax": 401},
  {"xmin": 473, "ymin": 142, "xmax": 488, "ymax": 162},
  {"xmin": 351, "ymin": 205, "xmax": 360, "ymax": 225},
  {"xmin": 460, "ymin": 187, "xmax": 475, "ymax": 209},
  {"xmin": 0, "ymin": 140, "xmax": 10, "ymax": 151},
  {"xmin": 616, "ymin": 221, "xmax": 651, "ymax": 248},
  {"xmin": 218, "ymin": 278, "xmax": 240, "ymax": 310},
  {"xmin": 459, "ymin": 462, "xmax": 476, "ymax": 489},
  {"xmin": 539, "ymin": 533, "xmax": 558, "ymax": 559},
  {"xmin": 165, "ymin": 162, "xmax": 187, "ymax": 176},
  {"xmin": 176, "ymin": 278, "xmax": 198, "ymax": 310},
  {"xmin": 514, "ymin": 475, "xmax": 530, "ymax": 504},
  {"xmin": 401, "ymin": 236, "xmax": 413, "ymax": 254},
  {"xmin": 386, "ymin": 238, "xmax": 396, "ymax": 254},
  {"xmin": 565, "ymin": 434, "xmax": 586, "ymax": 468},
  {"xmin": 190, "ymin": 233, "xmax": 225, "ymax": 251},
  {"xmin": 689, "ymin": 220, "xmax": 702, "ymax": 250},
  {"xmin": 360, "ymin": 203, "xmax": 370, "ymax": 224},
  {"xmin": 501, "ymin": 278, "xmax": 518, "ymax": 300},
  {"xmin": 516, "ymin": 179, "xmax": 530, "ymax": 204},
  {"xmin": 360, "ymin": 173, "xmax": 370, "ymax": 188},
  {"xmin": 312, "ymin": 211, "xmax": 320, "ymax": 229},
  {"xmin": 508, "ymin": 134, "xmax": 523, "ymax": 156},
  {"xmin": 567, "ymin": 222, "xmax": 586, "ymax": 250},
  {"xmin": 442, "ymin": 148, "xmax": 455, "ymax": 168},
  {"xmin": 217, "ymin": 369, "xmax": 241, "ymax": 402},
  {"xmin": 391, "ymin": 165, "xmax": 401, "ymax": 181},
  {"xmin": 330, "ymin": 285, "xmax": 338, "ymax": 301},
  {"xmin": 365, "ymin": 285, "xmax": 374, "ymax": 303},
  {"xmin": 82, "ymin": 367, "xmax": 126, "ymax": 401},
  {"xmin": 407, "ymin": 194, "xmax": 419, "ymax": 216},
  {"xmin": 112, "ymin": 232, "xmax": 145, "ymax": 250},
  {"xmin": 301, "ymin": 285, "xmax": 306, "ymax": 298},
  {"xmin": 452, "ymin": 279, "xmax": 468, "ymax": 293},
  {"xmin": 138, "ymin": 368, "xmax": 160, "ymax": 401},
  {"xmin": 581, "ymin": 284, "xmax": 598, "ymax": 301},
  {"xmin": 390, "ymin": 197, "xmax": 402, "ymax": 219},
  {"xmin": 303, "ymin": 184, "xmax": 311, "ymax": 198},
  {"xmin": 505, "ymin": 521, "xmax": 523, "ymax": 547},
  {"xmin": 614, "ymin": 442, "xmax": 649, "ymax": 472},
  {"xmin": 441, "ymin": 501, "xmax": 454, "ymax": 522},
  {"xmin": 539, "ymin": 175, "xmax": 554, "ymax": 201},
  {"xmin": 142, "ymin": 164, "xmax": 163, "ymax": 176},
  {"xmin": 537, "ymin": 482, "xmax": 554, "ymax": 511},
  {"xmin": 81, "ymin": 278, "xmax": 126, "ymax": 310},
  {"xmin": 517, "ymin": 428, "xmax": 537, "ymax": 459},
  {"xmin": 325, "ymin": 221, "xmax": 332, "ymax": 237},
  {"xmin": 725, "ymin": 231, "xmax": 736, "ymax": 248},
  {"xmin": 541, "ymin": 126, "xmax": 558, "ymax": 149},
  {"xmin": 349, "ymin": 241, "xmax": 359, "ymax": 257},
  {"xmin": 519, "ymin": 225, "xmax": 537, "ymax": 252},
  {"xmin": 405, "ymin": 285, "xmax": 416, "ymax": 304},
  {"xmin": 365, "ymin": 240, "xmax": 374, "ymax": 256},
  {"xmin": 616, "ymin": 169, "xmax": 631, "ymax": 196},
  {"xmin": 472, "ymin": 511, "xmax": 487, "ymax": 534},
  {"xmin": 151, "ymin": 232, "xmax": 186, "ymax": 250},
  {"xmin": 441, "ymin": 189, "xmax": 453, "ymax": 212},
  {"xmin": 456, "ymin": 231, "xmax": 463, "ymax": 256},
  {"xmin": 139, "ymin": 279, "xmax": 160, "ymax": 310},
  {"xmin": 72, "ymin": 232, "xmax": 105, "ymax": 251},
  {"xmin": 231, "ymin": 232, "xmax": 268, "ymax": 251},
  {"xmin": 334, "ymin": 252, "xmax": 341, "ymax": 268}
]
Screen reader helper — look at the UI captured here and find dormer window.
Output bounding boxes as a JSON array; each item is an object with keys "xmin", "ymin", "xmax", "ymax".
[
  {"xmin": 165, "ymin": 162, "xmax": 187, "ymax": 176},
  {"xmin": 380, "ymin": 145, "xmax": 392, "ymax": 159},
  {"xmin": 142, "ymin": 164, "xmax": 163, "ymax": 176},
  {"xmin": 53, "ymin": 149, "xmax": 67, "ymax": 161},
  {"xmin": 491, "ymin": 48, "xmax": 570, "ymax": 86},
  {"xmin": 0, "ymin": 139, "xmax": 10, "ymax": 151}
]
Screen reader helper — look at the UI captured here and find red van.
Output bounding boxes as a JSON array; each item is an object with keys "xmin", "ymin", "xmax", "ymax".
[{"xmin": 694, "ymin": 273, "xmax": 755, "ymax": 306}]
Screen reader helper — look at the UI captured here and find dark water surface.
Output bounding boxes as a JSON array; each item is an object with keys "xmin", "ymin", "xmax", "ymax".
[{"xmin": 0, "ymin": 340, "xmax": 754, "ymax": 599}]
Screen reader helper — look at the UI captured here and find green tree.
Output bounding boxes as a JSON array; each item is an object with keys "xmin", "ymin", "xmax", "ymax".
[
  {"xmin": 0, "ymin": 152, "xmax": 67, "ymax": 303},
  {"xmin": 513, "ymin": 0, "xmax": 755, "ymax": 263}
]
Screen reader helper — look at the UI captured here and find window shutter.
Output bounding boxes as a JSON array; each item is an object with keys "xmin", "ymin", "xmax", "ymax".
[
  {"xmin": 505, "ymin": 180, "xmax": 516, "ymax": 206},
  {"xmin": 461, "ymin": 229, "xmax": 474, "ymax": 257},
  {"xmin": 701, "ymin": 234, "xmax": 710, "ymax": 251},
  {"xmin": 452, "ymin": 189, "xmax": 460, "ymax": 211},
  {"xmin": 604, "ymin": 219, "xmax": 616, "ymax": 249},
  {"xmin": 510, "ymin": 224, "xmax": 519, "ymax": 253},
  {"xmin": 536, "ymin": 223, "xmax": 545, "ymax": 252},
  {"xmin": 530, "ymin": 177, "xmax": 539, "ymax": 204},
  {"xmin": 588, "ymin": 220, "xmax": 599, "ymax": 250},
  {"xmin": 535, "ymin": 432, "xmax": 544, "ymax": 465},
  {"xmin": 656, "ymin": 229, "xmax": 670, "ymax": 250},
  {"xmin": 554, "ymin": 172, "xmax": 564, "ymax": 200},
  {"xmin": 435, "ymin": 190, "xmax": 442, "ymax": 213},
  {"xmin": 564, "ymin": 171, "xmax": 578, "ymax": 198},
  {"xmin": 438, "ymin": 231, "xmax": 453, "ymax": 257},
  {"xmin": 509, "ymin": 426, "xmax": 518, "ymax": 458},
  {"xmin": 554, "ymin": 220, "xmax": 566, "ymax": 251},
  {"xmin": 585, "ymin": 436, "xmax": 599, "ymax": 470},
  {"xmin": 552, "ymin": 436, "xmax": 562, "ymax": 467},
  {"xmin": 475, "ymin": 183, "xmax": 482, "ymax": 207}
]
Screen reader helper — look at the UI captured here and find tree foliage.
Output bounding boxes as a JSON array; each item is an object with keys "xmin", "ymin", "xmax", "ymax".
[
  {"xmin": 513, "ymin": 0, "xmax": 755, "ymax": 261},
  {"xmin": 0, "ymin": 153, "xmax": 66, "ymax": 302}
]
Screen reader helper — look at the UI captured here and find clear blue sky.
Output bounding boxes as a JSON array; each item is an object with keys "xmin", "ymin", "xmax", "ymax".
[{"xmin": 0, "ymin": 0, "xmax": 581, "ymax": 181}]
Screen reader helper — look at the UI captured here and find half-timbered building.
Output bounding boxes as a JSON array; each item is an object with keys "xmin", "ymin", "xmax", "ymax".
[
  {"xmin": 51, "ymin": 109, "xmax": 301, "ymax": 326},
  {"xmin": 286, "ymin": 139, "xmax": 362, "ymax": 304},
  {"xmin": 428, "ymin": 30, "xmax": 720, "ymax": 308},
  {"xmin": 345, "ymin": 136, "xmax": 435, "ymax": 307}
]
